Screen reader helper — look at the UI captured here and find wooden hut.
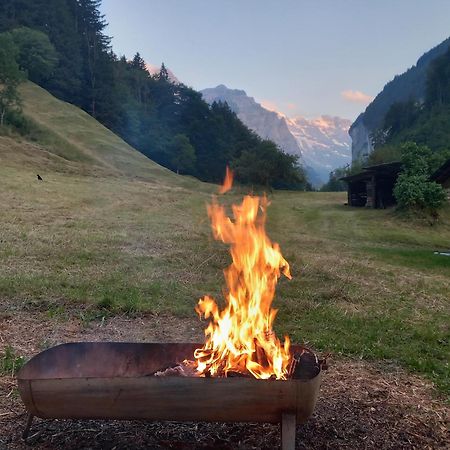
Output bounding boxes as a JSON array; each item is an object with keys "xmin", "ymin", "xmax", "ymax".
[
  {"xmin": 340, "ymin": 162, "xmax": 403, "ymax": 209},
  {"xmin": 431, "ymin": 158, "xmax": 450, "ymax": 199}
]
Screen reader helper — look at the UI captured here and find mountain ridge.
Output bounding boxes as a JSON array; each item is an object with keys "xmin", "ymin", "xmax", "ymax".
[
  {"xmin": 349, "ymin": 36, "xmax": 450, "ymax": 161},
  {"xmin": 201, "ymin": 84, "xmax": 303, "ymax": 159}
]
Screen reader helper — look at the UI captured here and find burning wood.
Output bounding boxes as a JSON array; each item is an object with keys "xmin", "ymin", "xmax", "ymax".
[
  {"xmin": 152, "ymin": 348, "xmax": 320, "ymax": 380},
  {"xmin": 153, "ymin": 360, "xmax": 199, "ymax": 377}
]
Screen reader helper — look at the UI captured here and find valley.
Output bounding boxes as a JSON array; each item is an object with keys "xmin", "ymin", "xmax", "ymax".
[{"xmin": 1, "ymin": 80, "xmax": 449, "ymax": 449}]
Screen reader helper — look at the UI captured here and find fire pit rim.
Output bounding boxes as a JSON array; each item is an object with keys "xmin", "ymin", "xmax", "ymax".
[{"xmin": 17, "ymin": 341, "xmax": 322, "ymax": 381}]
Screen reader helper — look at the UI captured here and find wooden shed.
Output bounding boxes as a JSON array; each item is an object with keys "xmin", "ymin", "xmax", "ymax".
[
  {"xmin": 431, "ymin": 158, "xmax": 450, "ymax": 201},
  {"xmin": 340, "ymin": 162, "xmax": 403, "ymax": 209},
  {"xmin": 431, "ymin": 158, "xmax": 450, "ymax": 189}
]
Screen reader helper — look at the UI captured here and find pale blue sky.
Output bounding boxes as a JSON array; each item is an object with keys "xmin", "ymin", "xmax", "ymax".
[{"xmin": 101, "ymin": 1, "xmax": 450, "ymax": 120}]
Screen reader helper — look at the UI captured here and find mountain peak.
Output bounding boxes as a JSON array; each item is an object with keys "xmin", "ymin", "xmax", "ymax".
[
  {"xmin": 204, "ymin": 84, "xmax": 248, "ymax": 97},
  {"xmin": 200, "ymin": 84, "xmax": 303, "ymax": 159}
]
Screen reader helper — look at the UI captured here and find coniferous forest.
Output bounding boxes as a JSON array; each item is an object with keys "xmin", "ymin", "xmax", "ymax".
[
  {"xmin": 376, "ymin": 47, "xmax": 450, "ymax": 155},
  {"xmin": 0, "ymin": 0, "xmax": 308, "ymax": 189}
]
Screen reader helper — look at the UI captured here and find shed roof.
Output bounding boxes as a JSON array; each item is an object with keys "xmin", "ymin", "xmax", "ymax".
[
  {"xmin": 431, "ymin": 159, "xmax": 450, "ymax": 183},
  {"xmin": 340, "ymin": 161, "xmax": 402, "ymax": 182}
]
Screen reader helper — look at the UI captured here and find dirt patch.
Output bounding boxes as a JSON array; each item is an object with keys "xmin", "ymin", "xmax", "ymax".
[
  {"xmin": 0, "ymin": 311, "xmax": 448, "ymax": 449},
  {"xmin": 0, "ymin": 307, "xmax": 203, "ymax": 356}
]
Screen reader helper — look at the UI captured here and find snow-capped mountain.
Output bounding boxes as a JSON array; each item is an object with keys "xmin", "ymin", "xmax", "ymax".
[
  {"xmin": 201, "ymin": 85, "xmax": 351, "ymax": 186},
  {"xmin": 286, "ymin": 116, "xmax": 352, "ymax": 183}
]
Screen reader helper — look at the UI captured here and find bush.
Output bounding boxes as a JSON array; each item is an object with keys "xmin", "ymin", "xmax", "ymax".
[
  {"xmin": 0, "ymin": 345, "xmax": 25, "ymax": 376},
  {"xmin": 394, "ymin": 174, "xmax": 445, "ymax": 210},
  {"xmin": 393, "ymin": 142, "xmax": 447, "ymax": 212}
]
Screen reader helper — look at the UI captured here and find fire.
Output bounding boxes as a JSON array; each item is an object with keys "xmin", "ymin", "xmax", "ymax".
[
  {"xmin": 218, "ymin": 166, "xmax": 233, "ymax": 194},
  {"xmin": 194, "ymin": 169, "xmax": 292, "ymax": 379}
]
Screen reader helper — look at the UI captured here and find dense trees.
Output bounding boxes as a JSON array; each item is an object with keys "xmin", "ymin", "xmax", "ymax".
[
  {"xmin": 166, "ymin": 134, "xmax": 196, "ymax": 175},
  {"xmin": 373, "ymin": 47, "xmax": 450, "ymax": 158},
  {"xmin": 9, "ymin": 27, "xmax": 58, "ymax": 84},
  {"xmin": 0, "ymin": 0, "xmax": 307, "ymax": 189},
  {"xmin": 320, "ymin": 167, "xmax": 348, "ymax": 192},
  {"xmin": 358, "ymin": 37, "xmax": 450, "ymax": 133},
  {"xmin": 0, "ymin": 33, "xmax": 22, "ymax": 126}
]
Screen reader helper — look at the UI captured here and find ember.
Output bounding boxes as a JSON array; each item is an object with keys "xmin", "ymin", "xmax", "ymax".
[
  {"xmin": 194, "ymin": 169, "xmax": 293, "ymax": 380},
  {"xmin": 153, "ymin": 360, "xmax": 198, "ymax": 377}
]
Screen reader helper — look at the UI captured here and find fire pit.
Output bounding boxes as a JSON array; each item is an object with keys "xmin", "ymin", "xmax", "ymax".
[
  {"xmin": 18, "ymin": 169, "xmax": 326, "ymax": 449},
  {"xmin": 18, "ymin": 341, "xmax": 323, "ymax": 449}
]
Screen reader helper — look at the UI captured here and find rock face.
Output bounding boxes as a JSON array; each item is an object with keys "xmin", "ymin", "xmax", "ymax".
[
  {"xmin": 201, "ymin": 85, "xmax": 351, "ymax": 186},
  {"xmin": 286, "ymin": 115, "xmax": 352, "ymax": 184},
  {"xmin": 349, "ymin": 37, "xmax": 450, "ymax": 162},
  {"xmin": 348, "ymin": 114, "xmax": 373, "ymax": 161},
  {"xmin": 201, "ymin": 85, "xmax": 303, "ymax": 159}
]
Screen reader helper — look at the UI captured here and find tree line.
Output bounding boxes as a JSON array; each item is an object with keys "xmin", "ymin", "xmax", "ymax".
[{"xmin": 0, "ymin": 0, "xmax": 308, "ymax": 190}]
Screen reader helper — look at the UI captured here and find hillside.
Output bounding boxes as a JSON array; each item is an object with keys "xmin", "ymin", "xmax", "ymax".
[
  {"xmin": 350, "ymin": 36, "xmax": 450, "ymax": 161},
  {"xmin": 0, "ymin": 82, "xmax": 195, "ymax": 188},
  {"xmin": 376, "ymin": 46, "xmax": 450, "ymax": 156}
]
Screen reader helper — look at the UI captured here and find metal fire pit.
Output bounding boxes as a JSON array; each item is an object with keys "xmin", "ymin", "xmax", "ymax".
[{"xmin": 17, "ymin": 342, "xmax": 323, "ymax": 449}]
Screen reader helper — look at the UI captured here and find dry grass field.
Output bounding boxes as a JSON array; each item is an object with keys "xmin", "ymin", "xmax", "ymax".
[{"xmin": 0, "ymin": 83, "xmax": 448, "ymax": 448}]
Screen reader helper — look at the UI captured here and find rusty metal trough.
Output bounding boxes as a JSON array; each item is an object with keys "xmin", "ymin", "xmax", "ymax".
[{"xmin": 17, "ymin": 342, "xmax": 322, "ymax": 449}]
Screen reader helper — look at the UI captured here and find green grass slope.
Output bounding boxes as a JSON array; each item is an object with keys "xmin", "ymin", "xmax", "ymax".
[{"xmin": 0, "ymin": 82, "xmax": 196, "ymax": 187}]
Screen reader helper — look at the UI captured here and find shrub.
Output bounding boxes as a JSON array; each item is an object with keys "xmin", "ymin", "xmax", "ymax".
[
  {"xmin": 393, "ymin": 142, "xmax": 447, "ymax": 212},
  {"xmin": 0, "ymin": 345, "xmax": 25, "ymax": 376}
]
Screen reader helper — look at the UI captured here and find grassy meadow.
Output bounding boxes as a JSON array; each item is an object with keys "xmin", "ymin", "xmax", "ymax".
[{"xmin": 1, "ymin": 83, "xmax": 449, "ymax": 396}]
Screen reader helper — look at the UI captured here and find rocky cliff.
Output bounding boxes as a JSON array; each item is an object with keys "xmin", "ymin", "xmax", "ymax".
[
  {"xmin": 348, "ymin": 114, "xmax": 373, "ymax": 161},
  {"xmin": 201, "ymin": 85, "xmax": 303, "ymax": 159}
]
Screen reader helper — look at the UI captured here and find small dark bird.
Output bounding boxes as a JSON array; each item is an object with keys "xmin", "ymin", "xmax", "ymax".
[{"xmin": 37, "ymin": 174, "xmax": 43, "ymax": 181}]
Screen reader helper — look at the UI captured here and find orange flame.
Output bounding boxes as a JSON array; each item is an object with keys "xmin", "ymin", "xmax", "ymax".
[
  {"xmin": 194, "ymin": 172, "xmax": 292, "ymax": 379},
  {"xmin": 218, "ymin": 166, "xmax": 233, "ymax": 194}
]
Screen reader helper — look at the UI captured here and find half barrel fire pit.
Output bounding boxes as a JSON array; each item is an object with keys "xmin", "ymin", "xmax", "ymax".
[{"xmin": 18, "ymin": 341, "xmax": 323, "ymax": 449}]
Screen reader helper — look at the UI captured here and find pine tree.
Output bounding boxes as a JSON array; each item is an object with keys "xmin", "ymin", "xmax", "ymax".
[
  {"xmin": 131, "ymin": 52, "xmax": 146, "ymax": 71},
  {"xmin": 158, "ymin": 62, "xmax": 169, "ymax": 81}
]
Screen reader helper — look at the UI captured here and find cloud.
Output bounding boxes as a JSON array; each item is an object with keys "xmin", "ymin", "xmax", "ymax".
[
  {"xmin": 285, "ymin": 102, "xmax": 297, "ymax": 111},
  {"xmin": 341, "ymin": 90, "xmax": 373, "ymax": 104}
]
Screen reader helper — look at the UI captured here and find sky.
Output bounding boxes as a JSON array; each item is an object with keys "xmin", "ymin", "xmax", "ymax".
[{"xmin": 101, "ymin": 1, "xmax": 450, "ymax": 121}]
